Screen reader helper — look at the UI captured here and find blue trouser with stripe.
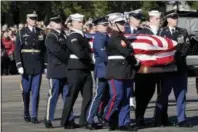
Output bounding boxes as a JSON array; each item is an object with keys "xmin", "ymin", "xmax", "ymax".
[
  {"xmin": 87, "ymin": 78, "xmax": 109, "ymax": 124},
  {"xmin": 46, "ymin": 78, "xmax": 74, "ymax": 121},
  {"xmin": 21, "ymin": 74, "xmax": 42, "ymax": 118},
  {"xmin": 104, "ymin": 79, "xmax": 132, "ymax": 127},
  {"xmin": 156, "ymin": 73, "xmax": 187, "ymax": 123}
]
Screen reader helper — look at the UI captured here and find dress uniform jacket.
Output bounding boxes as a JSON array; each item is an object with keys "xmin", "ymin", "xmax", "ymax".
[
  {"xmin": 137, "ymin": 25, "xmax": 158, "ymax": 35},
  {"xmin": 159, "ymin": 26, "xmax": 190, "ymax": 74},
  {"xmin": 67, "ymin": 30, "xmax": 94, "ymax": 70},
  {"xmin": 15, "ymin": 26, "xmax": 46, "ymax": 75},
  {"xmin": 45, "ymin": 29, "xmax": 70, "ymax": 79},
  {"xmin": 106, "ymin": 30, "xmax": 138, "ymax": 79},
  {"xmin": 93, "ymin": 31, "xmax": 109, "ymax": 78},
  {"xmin": 125, "ymin": 26, "xmax": 142, "ymax": 34}
]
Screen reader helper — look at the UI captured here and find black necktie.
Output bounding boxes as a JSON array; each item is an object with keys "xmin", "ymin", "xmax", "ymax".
[
  {"xmin": 33, "ymin": 27, "xmax": 36, "ymax": 34},
  {"xmin": 171, "ymin": 28, "xmax": 175, "ymax": 35}
]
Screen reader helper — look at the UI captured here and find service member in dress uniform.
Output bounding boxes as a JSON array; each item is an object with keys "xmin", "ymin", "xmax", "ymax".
[
  {"xmin": 103, "ymin": 13, "xmax": 140, "ymax": 131},
  {"xmin": 44, "ymin": 15, "xmax": 76, "ymax": 128},
  {"xmin": 125, "ymin": 10, "xmax": 143, "ymax": 111},
  {"xmin": 15, "ymin": 11, "xmax": 46, "ymax": 124},
  {"xmin": 155, "ymin": 11, "xmax": 193, "ymax": 127},
  {"xmin": 125, "ymin": 10, "xmax": 142, "ymax": 34},
  {"xmin": 61, "ymin": 13, "xmax": 94, "ymax": 128},
  {"xmin": 134, "ymin": 10, "xmax": 163, "ymax": 127},
  {"xmin": 86, "ymin": 17, "xmax": 110, "ymax": 130}
]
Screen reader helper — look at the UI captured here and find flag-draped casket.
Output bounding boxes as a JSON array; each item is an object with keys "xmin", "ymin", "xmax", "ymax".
[{"xmin": 85, "ymin": 33, "xmax": 178, "ymax": 73}]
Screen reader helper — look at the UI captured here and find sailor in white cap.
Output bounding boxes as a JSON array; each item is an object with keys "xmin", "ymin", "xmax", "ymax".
[
  {"xmin": 134, "ymin": 9, "xmax": 163, "ymax": 128},
  {"xmin": 147, "ymin": 10, "xmax": 162, "ymax": 34},
  {"xmin": 61, "ymin": 13, "xmax": 94, "ymax": 128}
]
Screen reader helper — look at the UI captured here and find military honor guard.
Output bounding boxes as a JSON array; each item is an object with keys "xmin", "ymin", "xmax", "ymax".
[
  {"xmin": 15, "ymin": 11, "xmax": 46, "ymax": 124},
  {"xmin": 103, "ymin": 13, "xmax": 140, "ymax": 131},
  {"xmin": 134, "ymin": 10, "xmax": 163, "ymax": 127},
  {"xmin": 86, "ymin": 17, "xmax": 110, "ymax": 129},
  {"xmin": 125, "ymin": 9, "xmax": 142, "ymax": 34},
  {"xmin": 125, "ymin": 9, "xmax": 143, "ymax": 110},
  {"xmin": 61, "ymin": 13, "xmax": 94, "ymax": 128},
  {"xmin": 155, "ymin": 11, "xmax": 193, "ymax": 127},
  {"xmin": 44, "ymin": 15, "xmax": 75, "ymax": 128}
]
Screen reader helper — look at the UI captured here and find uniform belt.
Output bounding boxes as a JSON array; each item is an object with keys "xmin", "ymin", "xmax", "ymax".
[
  {"xmin": 70, "ymin": 54, "xmax": 78, "ymax": 59},
  {"xmin": 21, "ymin": 49, "xmax": 41, "ymax": 53},
  {"xmin": 108, "ymin": 56, "xmax": 125, "ymax": 60}
]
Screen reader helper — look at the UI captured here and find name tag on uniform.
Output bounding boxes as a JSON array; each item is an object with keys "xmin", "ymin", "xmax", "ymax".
[
  {"xmin": 38, "ymin": 35, "xmax": 44, "ymax": 40},
  {"xmin": 23, "ymin": 34, "xmax": 29, "ymax": 37}
]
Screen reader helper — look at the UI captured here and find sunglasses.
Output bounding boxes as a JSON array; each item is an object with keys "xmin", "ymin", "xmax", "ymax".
[
  {"xmin": 116, "ymin": 21, "xmax": 125, "ymax": 25},
  {"xmin": 101, "ymin": 23, "xmax": 109, "ymax": 27}
]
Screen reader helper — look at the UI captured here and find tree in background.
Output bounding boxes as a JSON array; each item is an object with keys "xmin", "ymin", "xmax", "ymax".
[{"xmin": 1, "ymin": 1, "xmax": 197, "ymax": 26}]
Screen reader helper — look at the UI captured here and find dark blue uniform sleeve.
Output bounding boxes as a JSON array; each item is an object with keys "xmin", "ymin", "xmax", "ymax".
[
  {"xmin": 14, "ymin": 30, "xmax": 22, "ymax": 69},
  {"xmin": 67, "ymin": 34, "xmax": 91, "ymax": 60},
  {"xmin": 45, "ymin": 33, "xmax": 70, "ymax": 63},
  {"xmin": 93, "ymin": 34, "xmax": 108, "ymax": 63}
]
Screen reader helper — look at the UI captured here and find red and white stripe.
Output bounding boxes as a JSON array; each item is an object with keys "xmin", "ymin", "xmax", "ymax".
[
  {"xmin": 88, "ymin": 38, "xmax": 94, "ymax": 53},
  {"xmin": 88, "ymin": 36, "xmax": 95, "ymax": 63},
  {"xmin": 86, "ymin": 34, "xmax": 178, "ymax": 67},
  {"xmin": 127, "ymin": 34, "xmax": 178, "ymax": 67}
]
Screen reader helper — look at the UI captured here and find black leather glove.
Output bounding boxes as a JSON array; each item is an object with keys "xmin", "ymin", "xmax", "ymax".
[
  {"xmin": 126, "ymin": 55, "xmax": 137, "ymax": 65},
  {"xmin": 134, "ymin": 61, "xmax": 141, "ymax": 72}
]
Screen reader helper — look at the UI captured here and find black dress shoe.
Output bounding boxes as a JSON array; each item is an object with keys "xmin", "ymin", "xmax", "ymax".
[
  {"xmin": 136, "ymin": 117, "xmax": 147, "ymax": 127},
  {"xmin": 31, "ymin": 117, "xmax": 40, "ymax": 124},
  {"xmin": 64, "ymin": 121, "xmax": 79, "ymax": 129},
  {"xmin": 44, "ymin": 119, "xmax": 53, "ymax": 128},
  {"xmin": 97, "ymin": 116, "xmax": 105, "ymax": 124},
  {"xmin": 103, "ymin": 119, "xmax": 117, "ymax": 130},
  {"xmin": 86, "ymin": 123, "xmax": 103, "ymax": 130},
  {"xmin": 178, "ymin": 121, "xmax": 193, "ymax": 128},
  {"xmin": 163, "ymin": 120, "xmax": 176, "ymax": 126},
  {"xmin": 24, "ymin": 116, "xmax": 31, "ymax": 122},
  {"xmin": 118, "ymin": 125, "xmax": 138, "ymax": 131}
]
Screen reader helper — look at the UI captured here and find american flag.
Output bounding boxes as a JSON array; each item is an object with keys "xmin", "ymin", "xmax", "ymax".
[
  {"xmin": 85, "ymin": 33, "xmax": 178, "ymax": 67},
  {"xmin": 125, "ymin": 34, "xmax": 178, "ymax": 67}
]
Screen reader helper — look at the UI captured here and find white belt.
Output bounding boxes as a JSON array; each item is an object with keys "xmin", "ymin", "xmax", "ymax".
[
  {"xmin": 108, "ymin": 56, "xmax": 125, "ymax": 60},
  {"xmin": 21, "ymin": 49, "xmax": 41, "ymax": 53},
  {"xmin": 70, "ymin": 54, "xmax": 78, "ymax": 59}
]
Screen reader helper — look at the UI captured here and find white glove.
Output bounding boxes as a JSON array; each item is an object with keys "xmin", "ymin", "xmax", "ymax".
[
  {"xmin": 44, "ymin": 69, "xmax": 47, "ymax": 74},
  {"xmin": 18, "ymin": 67, "xmax": 24, "ymax": 74}
]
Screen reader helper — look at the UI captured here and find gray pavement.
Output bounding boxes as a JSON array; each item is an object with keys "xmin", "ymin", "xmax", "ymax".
[{"xmin": 1, "ymin": 75, "xmax": 198, "ymax": 132}]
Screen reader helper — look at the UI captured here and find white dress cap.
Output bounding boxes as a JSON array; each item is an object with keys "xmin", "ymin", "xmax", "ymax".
[
  {"xmin": 107, "ymin": 13, "xmax": 125, "ymax": 23},
  {"xmin": 27, "ymin": 11, "xmax": 38, "ymax": 18},
  {"xmin": 70, "ymin": 13, "xmax": 84, "ymax": 21},
  {"xmin": 148, "ymin": 10, "xmax": 161, "ymax": 17}
]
